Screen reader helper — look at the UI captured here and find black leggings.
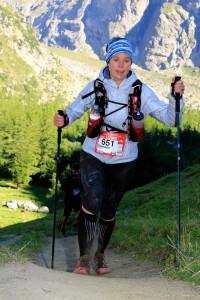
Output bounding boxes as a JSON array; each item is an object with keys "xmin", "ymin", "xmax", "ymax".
[{"xmin": 80, "ymin": 150, "xmax": 136, "ymax": 220}]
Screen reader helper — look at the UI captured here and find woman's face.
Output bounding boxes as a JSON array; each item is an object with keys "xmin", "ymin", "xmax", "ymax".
[{"xmin": 108, "ymin": 53, "xmax": 132, "ymax": 86}]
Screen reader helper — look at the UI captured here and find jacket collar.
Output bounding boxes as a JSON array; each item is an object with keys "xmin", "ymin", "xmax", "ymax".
[{"xmin": 99, "ymin": 66, "xmax": 137, "ymax": 89}]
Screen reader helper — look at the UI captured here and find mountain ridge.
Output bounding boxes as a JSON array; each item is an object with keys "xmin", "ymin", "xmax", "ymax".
[
  {"xmin": 6, "ymin": 0, "xmax": 200, "ymax": 71},
  {"xmin": 0, "ymin": 1, "xmax": 200, "ymax": 109}
]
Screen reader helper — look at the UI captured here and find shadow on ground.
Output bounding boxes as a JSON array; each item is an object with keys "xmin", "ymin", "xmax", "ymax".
[{"xmin": 35, "ymin": 235, "xmax": 162, "ymax": 279}]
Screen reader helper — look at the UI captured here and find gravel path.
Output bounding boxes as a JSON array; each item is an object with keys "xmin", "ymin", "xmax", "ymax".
[{"xmin": 0, "ymin": 235, "xmax": 199, "ymax": 300}]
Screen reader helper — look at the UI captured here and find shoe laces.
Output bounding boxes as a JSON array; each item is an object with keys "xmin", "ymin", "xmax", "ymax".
[{"xmin": 94, "ymin": 253, "xmax": 108, "ymax": 269}]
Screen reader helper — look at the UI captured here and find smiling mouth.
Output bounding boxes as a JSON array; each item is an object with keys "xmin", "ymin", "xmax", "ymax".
[{"xmin": 116, "ymin": 71, "xmax": 124, "ymax": 75}]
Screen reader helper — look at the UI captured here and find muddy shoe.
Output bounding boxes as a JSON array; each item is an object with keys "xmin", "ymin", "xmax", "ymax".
[
  {"xmin": 94, "ymin": 253, "xmax": 110, "ymax": 275},
  {"xmin": 74, "ymin": 255, "xmax": 90, "ymax": 275}
]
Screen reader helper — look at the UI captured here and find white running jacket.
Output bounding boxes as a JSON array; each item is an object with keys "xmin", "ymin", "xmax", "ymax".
[{"xmin": 66, "ymin": 66, "xmax": 184, "ymax": 164}]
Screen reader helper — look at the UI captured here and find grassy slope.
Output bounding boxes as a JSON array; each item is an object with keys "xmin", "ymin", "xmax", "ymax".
[
  {"xmin": 0, "ymin": 34, "xmax": 35, "ymax": 98},
  {"xmin": 0, "ymin": 165, "xmax": 199, "ymax": 285},
  {"xmin": 111, "ymin": 164, "xmax": 200, "ymax": 285}
]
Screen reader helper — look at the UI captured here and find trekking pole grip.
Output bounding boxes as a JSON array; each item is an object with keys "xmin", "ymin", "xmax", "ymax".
[
  {"xmin": 57, "ymin": 110, "xmax": 64, "ymax": 145},
  {"xmin": 58, "ymin": 109, "xmax": 69, "ymax": 128},
  {"xmin": 173, "ymin": 76, "xmax": 182, "ymax": 112}
]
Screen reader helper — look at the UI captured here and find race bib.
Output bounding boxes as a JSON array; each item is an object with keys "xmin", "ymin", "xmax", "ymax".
[{"xmin": 95, "ymin": 131, "xmax": 126, "ymax": 156}]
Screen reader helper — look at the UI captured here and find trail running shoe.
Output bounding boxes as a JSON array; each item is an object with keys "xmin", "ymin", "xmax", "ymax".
[
  {"xmin": 94, "ymin": 253, "xmax": 110, "ymax": 275},
  {"xmin": 74, "ymin": 255, "xmax": 90, "ymax": 275}
]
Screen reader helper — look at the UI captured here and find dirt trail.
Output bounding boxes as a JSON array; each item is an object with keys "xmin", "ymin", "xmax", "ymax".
[{"xmin": 0, "ymin": 235, "xmax": 200, "ymax": 300}]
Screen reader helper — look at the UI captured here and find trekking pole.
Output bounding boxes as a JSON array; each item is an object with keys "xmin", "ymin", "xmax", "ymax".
[
  {"xmin": 174, "ymin": 76, "xmax": 182, "ymax": 270},
  {"xmin": 51, "ymin": 110, "xmax": 64, "ymax": 269}
]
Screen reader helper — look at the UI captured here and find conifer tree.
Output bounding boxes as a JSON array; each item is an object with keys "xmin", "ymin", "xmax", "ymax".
[
  {"xmin": 38, "ymin": 101, "xmax": 58, "ymax": 181},
  {"xmin": 4, "ymin": 96, "xmax": 40, "ymax": 188}
]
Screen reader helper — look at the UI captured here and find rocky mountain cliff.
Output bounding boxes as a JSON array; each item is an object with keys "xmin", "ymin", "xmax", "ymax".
[
  {"xmin": 0, "ymin": 1, "xmax": 199, "ymax": 110},
  {"xmin": 6, "ymin": 0, "xmax": 200, "ymax": 71},
  {"xmin": 0, "ymin": 1, "xmax": 86, "ymax": 103}
]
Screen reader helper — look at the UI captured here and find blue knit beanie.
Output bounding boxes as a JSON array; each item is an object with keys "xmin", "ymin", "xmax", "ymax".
[{"xmin": 105, "ymin": 37, "xmax": 133, "ymax": 64}]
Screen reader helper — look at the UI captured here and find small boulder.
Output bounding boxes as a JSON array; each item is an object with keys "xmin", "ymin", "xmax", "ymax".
[
  {"xmin": 38, "ymin": 206, "xmax": 49, "ymax": 213},
  {"xmin": 24, "ymin": 201, "xmax": 38, "ymax": 212},
  {"xmin": 7, "ymin": 201, "xmax": 18, "ymax": 210}
]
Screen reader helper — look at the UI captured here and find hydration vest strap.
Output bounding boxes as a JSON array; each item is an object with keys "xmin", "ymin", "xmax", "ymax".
[
  {"xmin": 103, "ymin": 122, "xmax": 127, "ymax": 134},
  {"xmin": 93, "ymin": 78, "xmax": 107, "ymax": 115},
  {"xmin": 83, "ymin": 78, "xmax": 143, "ymax": 138},
  {"xmin": 106, "ymin": 99, "xmax": 127, "ymax": 105},
  {"xmin": 82, "ymin": 90, "xmax": 94, "ymax": 99},
  {"xmin": 82, "ymin": 78, "xmax": 107, "ymax": 100},
  {"xmin": 129, "ymin": 79, "xmax": 142, "ymax": 115},
  {"xmin": 105, "ymin": 104, "xmax": 127, "ymax": 117}
]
